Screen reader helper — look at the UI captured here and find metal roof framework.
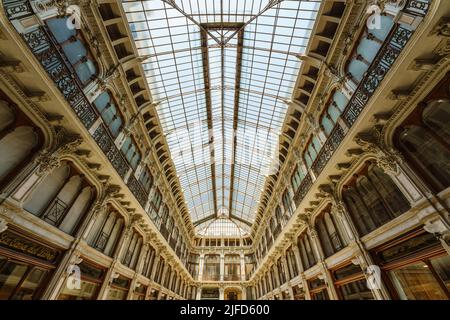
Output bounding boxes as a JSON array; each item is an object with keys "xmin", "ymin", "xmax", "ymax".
[{"xmin": 122, "ymin": 0, "xmax": 321, "ymax": 237}]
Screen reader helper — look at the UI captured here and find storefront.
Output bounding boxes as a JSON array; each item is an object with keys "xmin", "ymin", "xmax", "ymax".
[
  {"xmin": 307, "ymin": 277, "xmax": 329, "ymax": 300},
  {"xmin": 58, "ymin": 260, "xmax": 106, "ymax": 300},
  {"xmin": 133, "ymin": 283, "xmax": 147, "ymax": 300},
  {"xmin": 149, "ymin": 288, "xmax": 159, "ymax": 300},
  {"xmin": 292, "ymin": 284, "xmax": 305, "ymax": 300},
  {"xmin": 372, "ymin": 228, "xmax": 450, "ymax": 300},
  {"xmin": 107, "ymin": 275, "xmax": 130, "ymax": 300},
  {"xmin": 331, "ymin": 261, "xmax": 374, "ymax": 300},
  {"xmin": 0, "ymin": 227, "xmax": 61, "ymax": 300}
]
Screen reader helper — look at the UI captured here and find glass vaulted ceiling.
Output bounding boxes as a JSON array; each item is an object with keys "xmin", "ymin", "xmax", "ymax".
[{"xmin": 122, "ymin": 0, "xmax": 321, "ymax": 237}]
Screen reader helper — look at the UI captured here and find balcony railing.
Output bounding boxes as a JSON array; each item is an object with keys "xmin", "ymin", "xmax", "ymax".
[
  {"xmin": 291, "ymin": 0, "xmax": 429, "ymax": 209},
  {"xmin": 6, "ymin": 3, "xmax": 162, "ymax": 239},
  {"xmin": 42, "ymin": 197, "xmax": 68, "ymax": 226},
  {"xmin": 94, "ymin": 231, "xmax": 110, "ymax": 252},
  {"xmin": 293, "ymin": 173, "xmax": 313, "ymax": 207}
]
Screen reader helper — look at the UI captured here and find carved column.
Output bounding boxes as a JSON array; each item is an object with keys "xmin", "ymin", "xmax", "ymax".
[
  {"xmin": 198, "ymin": 253, "xmax": 205, "ymax": 281},
  {"xmin": 240, "ymin": 253, "xmax": 246, "ymax": 281},
  {"xmin": 220, "ymin": 253, "xmax": 225, "ymax": 281},
  {"xmin": 374, "ymin": 148, "xmax": 424, "ymax": 205},
  {"xmin": 0, "ymin": 218, "xmax": 7, "ymax": 233},
  {"xmin": 150, "ymin": 251, "xmax": 161, "ymax": 281}
]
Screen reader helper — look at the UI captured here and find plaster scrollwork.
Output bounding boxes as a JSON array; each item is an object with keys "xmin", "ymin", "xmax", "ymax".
[
  {"xmin": 330, "ymin": 200, "xmax": 347, "ymax": 220},
  {"xmin": 375, "ymin": 148, "xmax": 404, "ymax": 175},
  {"xmin": 430, "ymin": 17, "xmax": 450, "ymax": 38},
  {"xmin": 34, "ymin": 150, "xmax": 61, "ymax": 176},
  {"xmin": 54, "ymin": 127, "xmax": 83, "ymax": 155}
]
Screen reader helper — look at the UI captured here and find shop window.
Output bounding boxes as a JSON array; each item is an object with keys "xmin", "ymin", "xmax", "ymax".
[
  {"xmin": 107, "ymin": 276, "xmax": 130, "ymax": 300},
  {"xmin": 373, "ymin": 228, "xmax": 450, "ymax": 300},
  {"xmin": 308, "ymin": 277, "xmax": 329, "ymax": 300},
  {"xmin": 58, "ymin": 261, "xmax": 104, "ymax": 300},
  {"xmin": 0, "ymin": 256, "xmax": 50, "ymax": 300},
  {"xmin": 133, "ymin": 284, "xmax": 147, "ymax": 300},
  {"xmin": 332, "ymin": 263, "xmax": 373, "ymax": 300}
]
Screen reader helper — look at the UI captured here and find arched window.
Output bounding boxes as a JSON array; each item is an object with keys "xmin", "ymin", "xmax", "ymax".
[
  {"xmin": 343, "ymin": 163, "xmax": 410, "ymax": 236},
  {"xmin": 139, "ymin": 166, "xmax": 153, "ymax": 193},
  {"xmin": 303, "ymin": 135, "xmax": 321, "ymax": 168},
  {"xmin": 142, "ymin": 245, "xmax": 156, "ymax": 278},
  {"xmin": 224, "ymin": 254, "xmax": 241, "ymax": 281},
  {"xmin": 122, "ymin": 230, "xmax": 143, "ymax": 270},
  {"xmin": 287, "ymin": 247, "xmax": 299, "ymax": 279},
  {"xmin": 297, "ymin": 232, "xmax": 316, "ymax": 271},
  {"xmin": 277, "ymin": 258, "xmax": 286, "ymax": 285},
  {"xmin": 315, "ymin": 207, "xmax": 345, "ymax": 258},
  {"xmin": 0, "ymin": 96, "xmax": 42, "ymax": 187},
  {"xmin": 345, "ymin": 15, "xmax": 394, "ymax": 84},
  {"xmin": 320, "ymin": 91, "xmax": 349, "ymax": 135},
  {"xmin": 120, "ymin": 136, "xmax": 141, "ymax": 169},
  {"xmin": 203, "ymin": 255, "xmax": 220, "ymax": 281},
  {"xmin": 87, "ymin": 205, "xmax": 124, "ymax": 257},
  {"xmin": 23, "ymin": 162, "xmax": 95, "ymax": 235},
  {"xmin": 188, "ymin": 254, "xmax": 200, "ymax": 279},
  {"xmin": 93, "ymin": 92, "xmax": 124, "ymax": 138},
  {"xmin": 291, "ymin": 164, "xmax": 306, "ymax": 192},
  {"xmin": 46, "ymin": 18, "xmax": 97, "ymax": 86}
]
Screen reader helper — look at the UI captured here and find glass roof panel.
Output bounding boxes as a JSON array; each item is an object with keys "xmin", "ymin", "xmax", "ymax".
[{"xmin": 122, "ymin": 0, "xmax": 321, "ymax": 237}]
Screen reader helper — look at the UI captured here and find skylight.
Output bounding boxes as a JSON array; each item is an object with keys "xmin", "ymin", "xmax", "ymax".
[{"xmin": 122, "ymin": 0, "xmax": 321, "ymax": 237}]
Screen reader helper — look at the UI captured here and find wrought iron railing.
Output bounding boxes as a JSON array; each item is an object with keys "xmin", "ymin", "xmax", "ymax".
[
  {"xmin": 293, "ymin": 173, "xmax": 313, "ymax": 207},
  {"xmin": 329, "ymin": 232, "xmax": 343, "ymax": 252},
  {"xmin": 160, "ymin": 225, "xmax": 170, "ymax": 240},
  {"xmin": 94, "ymin": 231, "xmax": 110, "ymax": 252},
  {"xmin": 290, "ymin": 0, "xmax": 430, "ymax": 209},
  {"xmin": 127, "ymin": 174, "xmax": 148, "ymax": 207},
  {"xmin": 10, "ymin": 12, "xmax": 152, "ymax": 228},
  {"xmin": 311, "ymin": 123, "xmax": 345, "ymax": 176},
  {"xmin": 42, "ymin": 197, "xmax": 68, "ymax": 226}
]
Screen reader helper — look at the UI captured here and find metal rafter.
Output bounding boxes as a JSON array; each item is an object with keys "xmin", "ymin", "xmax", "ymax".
[
  {"xmin": 228, "ymin": 26, "xmax": 245, "ymax": 222},
  {"xmin": 222, "ymin": 0, "xmax": 285, "ymax": 45},
  {"xmin": 160, "ymin": 0, "xmax": 222, "ymax": 44},
  {"xmin": 200, "ymin": 27, "xmax": 219, "ymax": 219}
]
